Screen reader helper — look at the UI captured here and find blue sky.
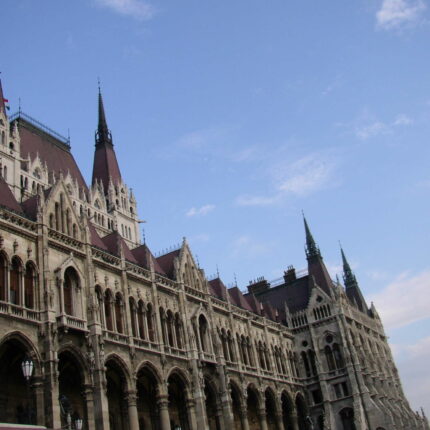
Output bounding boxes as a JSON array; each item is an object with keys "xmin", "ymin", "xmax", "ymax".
[{"xmin": 2, "ymin": 0, "xmax": 430, "ymax": 413}]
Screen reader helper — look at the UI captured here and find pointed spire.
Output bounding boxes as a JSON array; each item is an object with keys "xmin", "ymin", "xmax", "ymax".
[
  {"xmin": 0, "ymin": 77, "xmax": 7, "ymax": 115},
  {"xmin": 340, "ymin": 245, "xmax": 368, "ymax": 313},
  {"xmin": 96, "ymin": 83, "xmax": 112, "ymax": 146},
  {"xmin": 303, "ymin": 213, "xmax": 320, "ymax": 258},
  {"xmin": 341, "ymin": 245, "xmax": 356, "ymax": 285}
]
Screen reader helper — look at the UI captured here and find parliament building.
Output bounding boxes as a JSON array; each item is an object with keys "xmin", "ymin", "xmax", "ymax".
[{"xmin": 0, "ymin": 78, "xmax": 428, "ymax": 430}]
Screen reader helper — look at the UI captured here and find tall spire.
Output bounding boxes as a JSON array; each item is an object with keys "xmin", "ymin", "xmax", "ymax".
[
  {"xmin": 340, "ymin": 245, "xmax": 367, "ymax": 312},
  {"xmin": 341, "ymin": 245, "xmax": 356, "ymax": 285},
  {"xmin": 92, "ymin": 85, "xmax": 122, "ymax": 189},
  {"xmin": 303, "ymin": 213, "xmax": 320, "ymax": 258},
  {"xmin": 0, "ymin": 77, "xmax": 6, "ymax": 115},
  {"xmin": 96, "ymin": 84, "xmax": 112, "ymax": 146}
]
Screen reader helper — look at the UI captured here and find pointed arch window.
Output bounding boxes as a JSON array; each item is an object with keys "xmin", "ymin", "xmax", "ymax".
[
  {"xmin": 24, "ymin": 262, "xmax": 36, "ymax": 309},
  {"xmin": 129, "ymin": 297, "xmax": 137, "ymax": 337},
  {"xmin": 147, "ymin": 303, "xmax": 155, "ymax": 342},
  {"xmin": 10, "ymin": 257, "xmax": 22, "ymax": 305},
  {"xmin": 175, "ymin": 313, "xmax": 183, "ymax": 349},
  {"xmin": 0, "ymin": 253, "xmax": 6, "ymax": 301},
  {"xmin": 104, "ymin": 290, "xmax": 113, "ymax": 331},
  {"xmin": 333, "ymin": 343, "xmax": 344, "ymax": 369},
  {"xmin": 325, "ymin": 345, "xmax": 336, "ymax": 371},
  {"xmin": 115, "ymin": 293, "xmax": 123, "ymax": 333},
  {"xmin": 63, "ymin": 267, "xmax": 79, "ymax": 315}
]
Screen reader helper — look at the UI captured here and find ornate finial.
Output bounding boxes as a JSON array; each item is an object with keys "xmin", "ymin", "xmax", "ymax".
[
  {"xmin": 340, "ymin": 244, "xmax": 356, "ymax": 286},
  {"xmin": 18, "ymin": 97, "xmax": 21, "ymax": 115},
  {"xmin": 142, "ymin": 226, "xmax": 146, "ymax": 244},
  {"xmin": 216, "ymin": 264, "xmax": 220, "ymax": 278},
  {"xmin": 234, "ymin": 273, "xmax": 238, "ymax": 287}
]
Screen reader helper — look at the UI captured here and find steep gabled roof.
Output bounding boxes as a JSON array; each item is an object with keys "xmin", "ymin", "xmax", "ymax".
[
  {"xmin": 101, "ymin": 231, "xmax": 137, "ymax": 264},
  {"xmin": 156, "ymin": 249, "xmax": 180, "ymax": 280},
  {"xmin": 208, "ymin": 277, "xmax": 229, "ymax": 301},
  {"xmin": 228, "ymin": 287, "xmax": 253, "ymax": 311},
  {"xmin": 17, "ymin": 117, "xmax": 88, "ymax": 192},
  {"xmin": 0, "ymin": 176, "xmax": 24, "ymax": 214},
  {"xmin": 131, "ymin": 243, "xmax": 166, "ymax": 275},
  {"xmin": 88, "ymin": 222, "xmax": 108, "ymax": 250}
]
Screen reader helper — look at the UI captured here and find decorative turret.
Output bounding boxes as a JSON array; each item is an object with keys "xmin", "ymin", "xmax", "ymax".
[
  {"xmin": 302, "ymin": 214, "xmax": 333, "ymax": 296},
  {"xmin": 341, "ymin": 246, "xmax": 368, "ymax": 313},
  {"xmin": 92, "ymin": 87, "xmax": 122, "ymax": 191}
]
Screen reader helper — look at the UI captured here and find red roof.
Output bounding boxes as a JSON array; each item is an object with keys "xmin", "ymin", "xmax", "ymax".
[
  {"xmin": 156, "ymin": 249, "xmax": 180, "ymax": 280},
  {"xmin": 101, "ymin": 231, "xmax": 137, "ymax": 264},
  {"xmin": 228, "ymin": 287, "xmax": 253, "ymax": 311},
  {"xmin": 208, "ymin": 278, "xmax": 229, "ymax": 301},
  {"xmin": 0, "ymin": 176, "xmax": 24, "ymax": 214},
  {"xmin": 88, "ymin": 223, "xmax": 108, "ymax": 250},
  {"xmin": 17, "ymin": 118, "xmax": 88, "ymax": 193},
  {"xmin": 131, "ymin": 244, "xmax": 166, "ymax": 275},
  {"xmin": 92, "ymin": 143, "xmax": 122, "ymax": 191}
]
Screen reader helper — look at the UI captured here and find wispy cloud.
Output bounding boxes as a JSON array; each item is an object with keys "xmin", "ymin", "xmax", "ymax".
[
  {"xmin": 277, "ymin": 154, "xmax": 336, "ymax": 196},
  {"xmin": 94, "ymin": 0, "xmax": 155, "ymax": 21},
  {"xmin": 376, "ymin": 0, "xmax": 426, "ymax": 30},
  {"xmin": 186, "ymin": 204, "xmax": 215, "ymax": 217},
  {"xmin": 236, "ymin": 152, "xmax": 338, "ymax": 207},
  {"xmin": 369, "ymin": 270, "xmax": 430, "ymax": 329},
  {"xmin": 392, "ymin": 336, "xmax": 430, "ymax": 413},
  {"xmin": 354, "ymin": 113, "xmax": 413, "ymax": 140},
  {"xmin": 231, "ymin": 235, "xmax": 273, "ymax": 259}
]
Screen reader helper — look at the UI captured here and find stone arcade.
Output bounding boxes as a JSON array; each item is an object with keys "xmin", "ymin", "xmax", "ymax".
[{"xmin": 0, "ymin": 78, "xmax": 428, "ymax": 430}]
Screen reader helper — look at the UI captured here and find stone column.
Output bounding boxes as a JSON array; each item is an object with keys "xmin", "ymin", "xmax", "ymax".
[
  {"xmin": 275, "ymin": 411, "xmax": 285, "ymax": 430},
  {"xmin": 239, "ymin": 405, "xmax": 250, "ymax": 430},
  {"xmin": 291, "ymin": 411, "xmax": 299, "ymax": 430},
  {"xmin": 126, "ymin": 390, "xmax": 140, "ymax": 430},
  {"xmin": 187, "ymin": 398, "xmax": 198, "ymax": 430},
  {"xmin": 258, "ymin": 407, "xmax": 269, "ymax": 430},
  {"xmin": 32, "ymin": 377, "xmax": 45, "ymax": 427},
  {"xmin": 83, "ymin": 385, "xmax": 96, "ymax": 430},
  {"xmin": 157, "ymin": 394, "xmax": 171, "ymax": 430}
]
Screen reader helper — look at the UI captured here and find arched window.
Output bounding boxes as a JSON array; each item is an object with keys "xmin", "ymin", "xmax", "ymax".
[
  {"xmin": 10, "ymin": 257, "xmax": 22, "ymax": 305},
  {"xmin": 0, "ymin": 253, "xmax": 7, "ymax": 301},
  {"xmin": 227, "ymin": 331, "xmax": 235, "ymax": 362},
  {"xmin": 1, "ymin": 131, "xmax": 5, "ymax": 145},
  {"xmin": 49, "ymin": 213, "xmax": 55, "ymax": 228},
  {"xmin": 198, "ymin": 314, "xmax": 209, "ymax": 352},
  {"xmin": 308, "ymin": 350, "xmax": 317, "ymax": 376},
  {"xmin": 137, "ymin": 300, "xmax": 145, "ymax": 339},
  {"xmin": 333, "ymin": 343, "xmax": 344, "ymax": 369},
  {"xmin": 115, "ymin": 293, "xmax": 123, "ymax": 333},
  {"xmin": 175, "ymin": 313, "xmax": 183, "ymax": 349},
  {"xmin": 166, "ymin": 310, "xmax": 174, "ymax": 347},
  {"xmin": 339, "ymin": 408, "xmax": 356, "ymax": 430},
  {"xmin": 147, "ymin": 303, "xmax": 155, "ymax": 342},
  {"xmin": 24, "ymin": 262, "xmax": 36, "ymax": 309},
  {"xmin": 129, "ymin": 297, "xmax": 137, "ymax": 337},
  {"xmin": 72, "ymin": 224, "xmax": 78, "ymax": 239},
  {"xmin": 301, "ymin": 351, "xmax": 311, "ymax": 377},
  {"xmin": 63, "ymin": 267, "xmax": 79, "ymax": 315},
  {"xmin": 325, "ymin": 346, "xmax": 336, "ymax": 371},
  {"xmin": 95, "ymin": 285, "xmax": 104, "ymax": 326},
  {"xmin": 3, "ymin": 166, "xmax": 7, "ymax": 181},
  {"xmin": 104, "ymin": 290, "xmax": 113, "ymax": 331}
]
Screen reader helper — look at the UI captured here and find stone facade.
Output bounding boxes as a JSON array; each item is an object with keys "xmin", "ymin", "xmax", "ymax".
[{"xmin": 0, "ymin": 79, "xmax": 428, "ymax": 430}]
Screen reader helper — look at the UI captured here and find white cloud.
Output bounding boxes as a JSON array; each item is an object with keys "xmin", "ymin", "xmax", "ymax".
[
  {"xmin": 277, "ymin": 154, "xmax": 336, "ymax": 196},
  {"xmin": 392, "ymin": 336, "xmax": 430, "ymax": 413},
  {"xmin": 235, "ymin": 152, "xmax": 338, "ymax": 207},
  {"xmin": 354, "ymin": 113, "xmax": 413, "ymax": 140},
  {"xmin": 369, "ymin": 270, "xmax": 430, "ymax": 329},
  {"xmin": 376, "ymin": 0, "xmax": 426, "ymax": 30},
  {"xmin": 94, "ymin": 0, "xmax": 155, "ymax": 21},
  {"xmin": 231, "ymin": 235, "xmax": 272, "ymax": 258},
  {"xmin": 186, "ymin": 204, "xmax": 215, "ymax": 217},
  {"xmin": 235, "ymin": 194, "xmax": 281, "ymax": 207}
]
